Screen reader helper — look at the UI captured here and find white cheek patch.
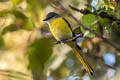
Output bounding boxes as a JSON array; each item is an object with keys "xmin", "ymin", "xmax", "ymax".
[
  {"xmin": 45, "ymin": 21, "xmax": 50, "ymax": 26},
  {"xmin": 47, "ymin": 22, "xmax": 50, "ymax": 25}
]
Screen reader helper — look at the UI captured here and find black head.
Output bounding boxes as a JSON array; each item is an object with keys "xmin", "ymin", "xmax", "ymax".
[{"xmin": 43, "ymin": 12, "xmax": 60, "ymax": 21}]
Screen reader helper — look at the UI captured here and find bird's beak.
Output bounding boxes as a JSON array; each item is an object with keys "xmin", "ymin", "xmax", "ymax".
[{"xmin": 43, "ymin": 18, "xmax": 48, "ymax": 21}]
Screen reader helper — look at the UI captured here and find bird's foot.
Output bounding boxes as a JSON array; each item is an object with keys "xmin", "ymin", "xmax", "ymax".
[
  {"xmin": 60, "ymin": 40, "xmax": 66, "ymax": 43},
  {"xmin": 55, "ymin": 40, "xmax": 67, "ymax": 44},
  {"xmin": 55, "ymin": 41, "xmax": 61, "ymax": 44}
]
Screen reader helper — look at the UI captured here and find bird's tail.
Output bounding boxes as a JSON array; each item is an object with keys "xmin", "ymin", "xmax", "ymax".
[{"xmin": 67, "ymin": 42, "xmax": 94, "ymax": 75}]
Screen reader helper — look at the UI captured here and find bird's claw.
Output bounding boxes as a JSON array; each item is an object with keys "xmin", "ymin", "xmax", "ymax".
[{"xmin": 55, "ymin": 40, "xmax": 67, "ymax": 44}]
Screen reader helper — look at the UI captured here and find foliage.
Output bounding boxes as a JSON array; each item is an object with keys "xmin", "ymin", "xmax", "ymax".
[
  {"xmin": 0, "ymin": 0, "xmax": 120, "ymax": 80},
  {"xmin": 28, "ymin": 38, "xmax": 53, "ymax": 72}
]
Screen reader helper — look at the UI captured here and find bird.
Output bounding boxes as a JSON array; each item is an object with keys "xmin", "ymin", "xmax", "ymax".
[{"xmin": 43, "ymin": 12, "xmax": 94, "ymax": 75}]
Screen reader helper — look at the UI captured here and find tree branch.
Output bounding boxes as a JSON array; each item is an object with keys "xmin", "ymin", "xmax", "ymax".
[
  {"xmin": 69, "ymin": 5, "xmax": 120, "ymax": 24},
  {"xmin": 54, "ymin": 34, "xmax": 83, "ymax": 44}
]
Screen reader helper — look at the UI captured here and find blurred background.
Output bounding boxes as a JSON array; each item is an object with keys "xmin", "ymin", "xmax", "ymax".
[{"xmin": 0, "ymin": 0, "xmax": 120, "ymax": 80}]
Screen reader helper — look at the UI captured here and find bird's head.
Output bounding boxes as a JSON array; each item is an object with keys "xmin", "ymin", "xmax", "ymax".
[{"xmin": 43, "ymin": 12, "xmax": 60, "ymax": 24}]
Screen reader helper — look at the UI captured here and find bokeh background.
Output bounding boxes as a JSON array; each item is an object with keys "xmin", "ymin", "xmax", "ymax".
[{"xmin": 0, "ymin": 0, "xmax": 120, "ymax": 80}]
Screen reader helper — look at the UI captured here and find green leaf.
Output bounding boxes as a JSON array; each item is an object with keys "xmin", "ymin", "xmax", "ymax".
[
  {"xmin": 0, "ymin": 37, "xmax": 4, "ymax": 48},
  {"xmin": 73, "ymin": 27, "xmax": 82, "ymax": 34},
  {"xmin": 104, "ymin": 0, "xmax": 109, "ymax": 5},
  {"xmin": 12, "ymin": 0, "xmax": 24, "ymax": 7},
  {"xmin": 27, "ymin": 0, "xmax": 45, "ymax": 9},
  {"xmin": 27, "ymin": 0, "xmax": 56, "ymax": 9},
  {"xmin": 82, "ymin": 14, "xmax": 97, "ymax": 27},
  {"xmin": 12, "ymin": 9, "xmax": 27, "ymax": 19},
  {"xmin": 28, "ymin": 38, "xmax": 53, "ymax": 72},
  {"xmin": 12, "ymin": 9, "xmax": 35, "ymax": 30},
  {"xmin": 23, "ymin": 18, "xmax": 35, "ymax": 30},
  {"xmin": 105, "ymin": 23, "xmax": 112, "ymax": 33},
  {"xmin": 0, "ymin": 10, "xmax": 10, "ymax": 17},
  {"xmin": 99, "ymin": 18, "xmax": 109, "ymax": 27},
  {"xmin": 81, "ymin": 14, "xmax": 97, "ymax": 37},
  {"xmin": 80, "ymin": 27, "xmax": 95, "ymax": 37},
  {"xmin": 112, "ymin": 22, "xmax": 120, "ymax": 32},
  {"xmin": 2, "ymin": 24, "xmax": 18, "ymax": 35}
]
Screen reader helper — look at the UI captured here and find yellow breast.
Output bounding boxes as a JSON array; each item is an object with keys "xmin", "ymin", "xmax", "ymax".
[{"xmin": 49, "ymin": 18, "xmax": 73, "ymax": 41}]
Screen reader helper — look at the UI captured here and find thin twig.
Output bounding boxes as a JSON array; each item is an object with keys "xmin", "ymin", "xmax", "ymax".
[
  {"xmin": 53, "ymin": 2, "xmax": 120, "ymax": 51},
  {"xmin": 69, "ymin": 5, "xmax": 91, "ymax": 14},
  {"xmin": 0, "ymin": 69, "xmax": 32, "ymax": 80},
  {"xmin": 50, "ymin": 4, "xmax": 60, "ymax": 10},
  {"xmin": 0, "ymin": 69, "xmax": 29, "ymax": 76}
]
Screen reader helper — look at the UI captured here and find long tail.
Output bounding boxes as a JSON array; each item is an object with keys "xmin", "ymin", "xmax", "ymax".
[{"xmin": 67, "ymin": 42, "xmax": 94, "ymax": 75}]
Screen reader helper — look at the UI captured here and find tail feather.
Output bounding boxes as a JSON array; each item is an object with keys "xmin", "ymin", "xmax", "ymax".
[
  {"xmin": 73, "ymin": 47, "xmax": 94, "ymax": 75},
  {"xmin": 67, "ymin": 42, "xmax": 94, "ymax": 75},
  {"xmin": 73, "ymin": 48, "xmax": 94, "ymax": 75}
]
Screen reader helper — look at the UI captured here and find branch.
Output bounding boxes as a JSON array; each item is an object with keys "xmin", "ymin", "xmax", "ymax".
[
  {"xmin": 69, "ymin": 5, "xmax": 120, "ymax": 24},
  {"xmin": 69, "ymin": 5, "xmax": 91, "ymax": 14},
  {"xmin": 53, "ymin": 2, "xmax": 120, "ymax": 51},
  {"xmin": 0, "ymin": 69, "xmax": 32, "ymax": 79},
  {"xmin": 0, "ymin": 69, "xmax": 29, "ymax": 76},
  {"xmin": 54, "ymin": 34, "xmax": 83, "ymax": 44}
]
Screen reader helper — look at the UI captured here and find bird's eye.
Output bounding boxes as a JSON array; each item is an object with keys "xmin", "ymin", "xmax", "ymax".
[
  {"xmin": 48, "ymin": 14, "xmax": 54, "ymax": 18},
  {"xmin": 46, "ymin": 14, "xmax": 55, "ymax": 20}
]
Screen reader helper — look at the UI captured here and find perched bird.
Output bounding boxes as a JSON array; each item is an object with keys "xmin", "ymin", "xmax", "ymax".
[{"xmin": 43, "ymin": 12, "xmax": 94, "ymax": 75}]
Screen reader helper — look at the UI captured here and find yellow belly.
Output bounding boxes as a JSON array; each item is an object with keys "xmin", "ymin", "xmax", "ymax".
[{"xmin": 49, "ymin": 18, "xmax": 72, "ymax": 41}]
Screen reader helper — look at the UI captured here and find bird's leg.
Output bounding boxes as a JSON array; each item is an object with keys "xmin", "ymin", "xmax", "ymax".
[
  {"xmin": 55, "ymin": 38, "xmax": 76, "ymax": 44},
  {"xmin": 71, "ymin": 37, "xmax": 76, "ymax": 42},
  {"xmin": 55, "ymin": 41, "xmax": 61, "ymax": 44},
  {"xmin": 60, "ymin": 39, "xmax": 67, "ymax": 43},
  {"xmin": 55, "ymin": 36, "xmax": 82, "ymax": 44},
  {"xmin": 55, "ymin": 40, "xmax": 66, "ymax": 44}
]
